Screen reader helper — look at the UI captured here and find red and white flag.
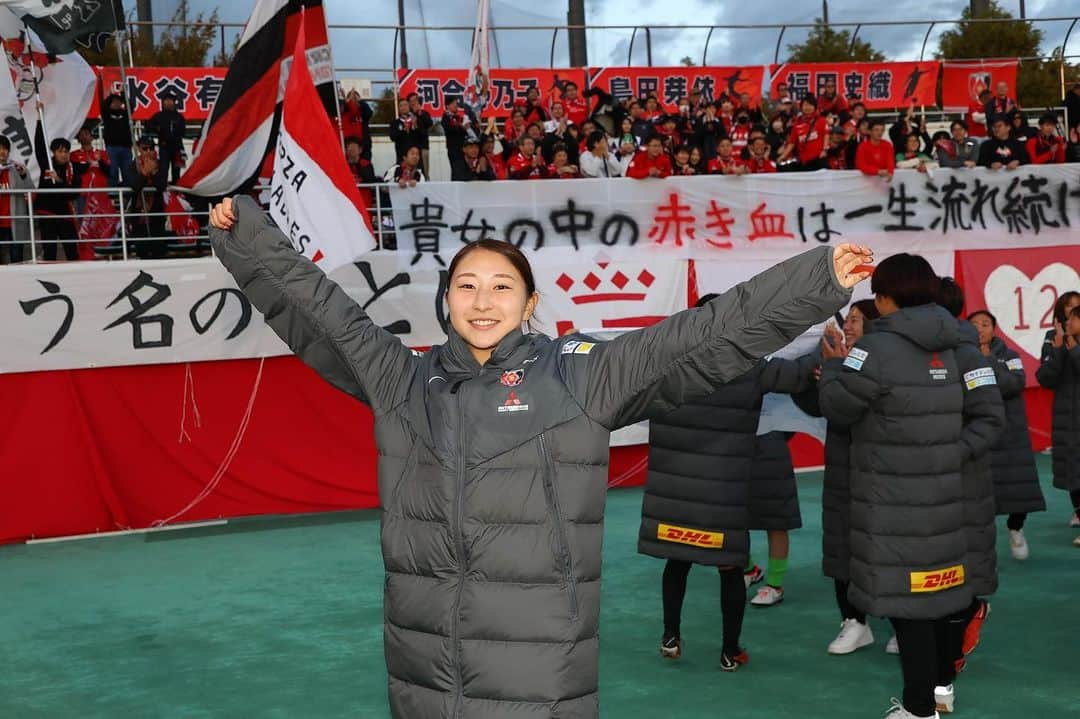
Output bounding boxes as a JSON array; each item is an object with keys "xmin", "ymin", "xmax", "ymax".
[
  {"xmin": 267, "ymin": 17, "xmax": 374, "ymax": 272},
  {"xmin": 465, "ymin": 0, "xmax": 490, "ymax": 112}
]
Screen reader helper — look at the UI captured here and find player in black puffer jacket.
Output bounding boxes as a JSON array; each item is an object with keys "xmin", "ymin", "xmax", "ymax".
[{"xmin": 819, "ymin": 255, "xmax": 1002, "ymax": 719}]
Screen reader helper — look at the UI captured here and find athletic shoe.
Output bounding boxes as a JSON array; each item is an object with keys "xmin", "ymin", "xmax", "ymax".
[
  {"xmin": 660, "ymin": 635, "xmax": 682, "ymax": 659},
  {"xmin": 935, "ymin": 684, "xmax": 955, "ymax": 714},
  {"xmin": 962, "ymin": 600, "xmax": 991, "ymax": 656},
  {"xmin": 719, "ymin": 648, "xmax": 749, "ymax": 672},
  {"xmin": 827, "ymin": 617, "xmax": 875, "ymax": 655},
  {"xmin": 750, "ymin": 585, "xmax": 784, "ymax": 607},
  {"xmin": 742, "ymin": 564, "xmax": 764, "ymax": 588},
  {"xmin": 1009, "ymin": 529, "xmax": 1030, "ymax": 560},
  {"xmin": 1073, "ymin": 535, "xmax": 1080, "ymax": 548},
  {"xmin": 885, "ymin": 635, "xmax": 900, "ymax": 655},
  {"xmin": 1071, "ymin": 512, "xmax": 1079, "ymax": 528},
  {"xmin": 883, "ymin": 697, "xmax": 940, "ymax": 718}
]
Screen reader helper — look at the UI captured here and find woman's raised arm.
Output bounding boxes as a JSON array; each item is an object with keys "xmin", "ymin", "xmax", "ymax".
[{"xmin": 209, "ymin": 196, "xmax": 416, "ymax": 414}]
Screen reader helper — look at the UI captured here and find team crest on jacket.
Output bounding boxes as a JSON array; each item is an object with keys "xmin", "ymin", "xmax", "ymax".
[
  {"xmin": 500, "ymin": 369, "xmax": 524, "ymax": 387},
  {"xmin": 497, "ymin": 390, "xmax": 529, "ymax": 413}
]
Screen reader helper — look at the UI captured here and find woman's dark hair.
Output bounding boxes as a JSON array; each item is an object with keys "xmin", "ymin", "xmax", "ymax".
[
  {"xmin": 851, "ymin": 298, "xmax": 880, "ymax": 321},
  {"xmin": 1070, "ymin": 305, "xmax": 1080, "ymax": 320},
  {"xmin": 1054, "ymin": 291, "xmax": 1080, "ymax": 324},
  {"xmin": 586, "ymin": 130, "xmax": 607, "ymax": 150},
  {"xmin": 967, "ymin": 309, "xmax": 998, "ymax": 327},
  {"xmin": 695, "ymin": 293, "xmax": 720, "ymax": 309},
  {"xmin": 448, "ymin": 240, "xmax": 537, "ymax": 296},
  {"xmin": 870, "ymin": 253, "xmax": 940, "ymax": 308},
  {"xmin": 932, "ymin": 130, "xmax": 950, "ymax": 144},
  {"xmin": 937, "ymin": 276, "xmax": 965, "ymax": 318},
  {"xmin": 674, "ymin": 144, "xmax": 691, "ymax": 157}
]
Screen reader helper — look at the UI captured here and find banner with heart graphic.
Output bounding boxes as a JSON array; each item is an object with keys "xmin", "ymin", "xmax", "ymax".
[{"xmin": 957, "ymin": 245, "xmax": 1080, "ymax": 386}]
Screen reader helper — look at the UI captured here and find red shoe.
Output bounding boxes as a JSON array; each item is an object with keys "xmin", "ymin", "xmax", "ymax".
[
  {"xmin": 962, "ymin": 600, "xmax": 991, "ymax": 656},
  {"xmin": 720, "ymin": 648, "xmax": 749, "ymax": 672}
]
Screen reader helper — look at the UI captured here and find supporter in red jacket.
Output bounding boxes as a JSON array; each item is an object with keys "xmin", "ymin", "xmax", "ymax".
[
  {"xmin": 1027, "ymin": 113, "xmax": 1067, "ymax": 164},
  {"xmin": 778, "ymin": 96, "xmax": 828, "ymax": 171},
  {"xmin": 707, "ymin": 137, "xmax": 746, "ymax": 175},
  {"xmin": 547, "ymin": 144, "xmax": 580, "ymax": 179},
  {"xmin": 626, "ymin": 134, "xmax": 673, "ymax": 179},
  {"xmin": 515, "ymin": 87, "xmax": 549, "ymax": 125},
  {"xmin": 339, "ymin": 89, "xmax": 373, "ymax": 160},
  {"xmin": 744, "ymin": 136, "xmax": 777, "ymax": 173},
  {"xmin": 817, "ymin": 78, "xmax": 849, "ymax": 118},
  {"xmin": 507, "ymin": 136, "xmax": 551, "ymax": 180},
  {"xmin": 854, "ymin": 118, "xmax": 895, "ymax": 180},
  {"xmin": 824, "ymin": 126, "xmax": 853, "ymax": 170},
  {"xmin": 561, "ymin": 81, "xmax": 590, "ymax": 126},
  {"xmin": 70, "ymin": 127, "xmax": 110, "ymax": 188},
  {"xmin": 966, "ymin": 89, "xmax": 991, "ymax": 138}
]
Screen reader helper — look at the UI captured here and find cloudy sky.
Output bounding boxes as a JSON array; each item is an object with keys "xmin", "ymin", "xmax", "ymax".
[{"xmin": 142, "ymin": 0, "xmax": 1078, "ymax": 89}]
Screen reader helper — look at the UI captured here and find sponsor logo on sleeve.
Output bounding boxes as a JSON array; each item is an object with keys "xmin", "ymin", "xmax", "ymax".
[
  {"xmin": 1006, "ymin": 357, "xmax": 1025, "ymax": 372},
  {"xmin": 657, "ymin": 523, "xmax": 725, "ymax": 548},
  {"xmin": 910, "ymin": 564, "xmax": 965, "ymax": 593},
  {"xmin": 843, "ymin": 347, "xmax": 868, "ymax": 371},
  {"xmin": 561, "ymin": 340, "xmax": 595, "ymax": 356},
  {"xmin": 963, "ymin": 366, "xmax": 997, "ymax": 390}
]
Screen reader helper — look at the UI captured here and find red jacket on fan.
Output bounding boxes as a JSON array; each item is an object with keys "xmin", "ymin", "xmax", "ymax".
[
  {"xmin": 507, "ymin": 151, "xmax": 550, "ymax": 180},
  {"xmin": 788, "ymin": 113, "xmax": 828, "ymax": 165},
  {"xmin": 965, "ymin": 99, "xmax": 988, "ymax": 138},
  {"xmin": 70, "ymin": 147, "xmax": 111, "ymax": 187},
  {"xmin": 707, "ymin": 155, "xmax": 743, "ymax": 175},
  {"xmin": 743, "ymin": 156, "xmax": 777, "ymax": 173},
  {"xmin": 563, "ymin": 96, "xmax": 589, "ymax": 126},
  {"xmin": 855, "ymin": 139, "xmax": 895, "ymax": 176},
  {"xmin": 1026, "ymin": 135, "xmax": 1065, "ymax": 164},
  {"xmin": 817, "ymin": 93, "xmax": 849, "ymax": 117},
  {"xmin": 728, "ymin": 124, "xmax": 751, "ymax": 151},
  {"xmin": 626, "ymin": 150, "xmax": 673, "ymax": 179}
]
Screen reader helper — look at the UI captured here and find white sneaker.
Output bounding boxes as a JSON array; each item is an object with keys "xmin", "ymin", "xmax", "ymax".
[
  {"xmin": 750, "ymin": 585, "xmax": 784, "ymax": 607},
  {"xmin": 885, "ymin": 634, "xmax": 900, "ymax": 654},
  {"xmin": 827, "ymin": 618, "xmax": 875, "ymax": 655},
  {"xmin": 1073, "ymin": 535, "xmax": 1080, "ymax": 548},
  {"xmin": 1009, "ymin": 529, "xmax": 1030, "ymax": 560},
  {"xmin": 883, "ymin": 697, "xmax": 939, "ymax": 718},
  {"xmin": 935, "ymin": 684, "xmax": 955, "ymax": 714},
  {"xmin": 1071, "ymin": 512, "xmax": 1079, "ymax": 528}
]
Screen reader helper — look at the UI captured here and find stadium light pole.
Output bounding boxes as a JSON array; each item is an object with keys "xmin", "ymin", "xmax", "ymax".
[
  {"xmin": 398, "ymin": 0, "xmax": 409, "ymax": 69},
  {"xmin": 568, "ymin": 0, "xmax": 588, "ymax": 67}
]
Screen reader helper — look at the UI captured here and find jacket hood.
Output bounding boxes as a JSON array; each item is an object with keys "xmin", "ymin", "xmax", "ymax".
[
  {"xmin": 441, "ymin": 325, "xmax": 536, "ymax": 376},
  {"xmin": 955, "ymin": 316, "xmax": 979, "ymax": 347},
  {"xmin": 989, "ymin": 336, "xmax": 1010, "ymax": 357},
  {"xmin": 874, "ymin": 304, "xmax": 960, "ymax": 352}
]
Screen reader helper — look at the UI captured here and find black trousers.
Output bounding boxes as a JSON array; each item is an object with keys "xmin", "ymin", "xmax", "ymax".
[
  {"xmin": 41, "ymin": 217, "xmax": 78, "ymax": 261},
  {"xmin": 834, "ymin": 579, "xmax": 866, "ymax": 623},
  {"xmin": 890, "ymin": 606, "xmax": 972, "ymax": 717},
  {"xmin": 1007, "ymin": 513, "xmax": 1027, "ymax": 531},
  {"xmin": 1071, "ymin": 489, "xmax": 1080, "ymax": 513},
  {"xmin": 662, "ymin": 559, "xmax": 746, "ymax": 655}
]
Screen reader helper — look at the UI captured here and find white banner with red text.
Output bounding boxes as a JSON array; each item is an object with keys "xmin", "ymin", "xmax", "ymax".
[{"xmin": 389, "ymin": 167, "xmax": 1080, "ymax": 272}]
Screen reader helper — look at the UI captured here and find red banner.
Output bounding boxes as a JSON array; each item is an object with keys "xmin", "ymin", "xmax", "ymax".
[
  {"xmin": 587, "ymin": 66, "xmax": 765, "ymax": 112},
  {"xmin": 395, "ymin": 68, "xmax": 584, "ymax": 118},
  {"xmin": 87, "ymin": 66, "xmax": 228, "ymax": 121},
  {"xmin": 956, "ymin": 245, "xmax": 1080, "ymax": 386},
  {"xmin": 941, "ymin": 59, "xmax": 1018, "ymax": 112},
  {"xmin": 769, "ymin": 61, "xmax": 940, "ymax": 110}
]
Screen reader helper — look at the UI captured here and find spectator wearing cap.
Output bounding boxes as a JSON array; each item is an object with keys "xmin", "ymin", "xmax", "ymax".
[
  {"xmin": 146, "ymin": 90, "xmax": 186, "ymax": 184},
  {"xmin": 340, "ymin": 88, "xmax": 374, "ymax": 160},
  {"xmin": 816, "ymin": 78, "xmax": 849, "ymax": 118},
  {"xmin": 984, "ymin": 81, "xmax": 1020, "ymax": 128},
  {"xmin": 0, "ymin": 135, "xmax": 31, "ymax": 263},
  {"xmin": 38, "ymin": 138, "xmax": 82, "ymax": 261},
  {"xmin": 977, "ymin": 117, "xmax": 1031, "ymax": 170},
  {"xmin": 966, "ymin": 89, "xmax": 991, "ymax": 139},
  {"xmin": 451, "ymin": 137, "xmax": 495, "ymax": 181},
  {"xmin": 778, "ymin": 96, "xmax": 828, "ymax": 171},
  {"xmin": 626, "ymin": 134, "xmax": 673, "ymax": 179},
  {"xmin": 1027, "ymin": 113, "xmax": 1066, "ymax": 164},
  {"xmin": 441, "ymin": 96, "xmax": 480, "ymax": 170},
  {"xmin": 854, "ymin": 118, "xmax": 894, "ymax": 180},
  {"xmin": 934, "ymin": 121, "xmax": 979, "ymax": 168},
  {"xmin": 99, "ymin": 91, "xmax": 131, "ymax": 186}
]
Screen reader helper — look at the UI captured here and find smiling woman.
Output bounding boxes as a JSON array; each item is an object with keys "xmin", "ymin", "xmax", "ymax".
[{"xmin": 208, "ymin": 195, "xmax": 868, "ymax": 719}]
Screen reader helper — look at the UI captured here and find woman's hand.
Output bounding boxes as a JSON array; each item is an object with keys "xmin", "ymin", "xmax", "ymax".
[
  {"xmin": 832, "ymin": 243, "xmax": 874, "ymax": 288},
  {"xmin": 209, "ymin": 197, "xmax": 236, "ymax": 231}
]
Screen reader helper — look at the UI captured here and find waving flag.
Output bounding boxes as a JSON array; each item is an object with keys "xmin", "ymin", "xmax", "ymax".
[
  {"xmin": 267, "ymin": 16, "xmax": 373, "ymax": 272},
  {"xmin": 464, "ymin": 0, "xmax": 490, "ymax": 114},
  {"xmin": 176, "ymin": 0, "xmax": 334, "ymax": 198},
  {"xmin": 0, "ymin": 0, "xmax": 124, "ymax": 54}
]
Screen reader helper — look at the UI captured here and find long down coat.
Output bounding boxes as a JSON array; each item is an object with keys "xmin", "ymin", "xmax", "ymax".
[
  {"xmin": 211, "ymin": 197, "xmax": 851, "ymax": 719},
  {"xmin": 1036, "ymin": 330, "xmax": 1080, "ymax": 493},
  {"xmin": 986, "ymin": 336, "xmax": 1045, "ymax": 515}
]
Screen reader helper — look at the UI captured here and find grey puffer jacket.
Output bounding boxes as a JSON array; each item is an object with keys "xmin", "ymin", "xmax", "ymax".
[
  {"xmin": 211, "ymin": 197, "xmax": 851, "ymax": 719},
  {"xmin": 1036, "ymin": 330, "xmax": 1080, "ymax": 492},
  {"xmin": 819, "ymin": 305, "xmax": 1001, "ymax": 619},
  {"xmin": 987, "ymin": 337, "xmax": 1045, "ymax": 515},
  {"xmin": 640, "ymin": 359, "xmax": 812, "ymax": 568},
  {"xmin": 954, "ymin": 320, "xmax": 1005, "ymax": 598},
  {"xmin": 749, "ymin": 431, "xmax": 802, "ymax": 531}
]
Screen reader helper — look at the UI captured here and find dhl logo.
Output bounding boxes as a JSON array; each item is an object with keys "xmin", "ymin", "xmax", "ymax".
[
  {"xmin": 657, "ymin": 523, "xmax": 724, "ymax": 548},
  {"xmin": 910, "ymin": 565, "xmax": 965, "ymax": 593}
]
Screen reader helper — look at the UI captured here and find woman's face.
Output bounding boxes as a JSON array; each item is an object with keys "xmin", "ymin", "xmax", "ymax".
[
  {"xmin": 447, "ymin": 249, "xmax": 538, "ymax": 363},
  {"xmin": 906, "ymin": 135, "xmax": 920, "ymax": 152},
  {"xmin": 689, "ymin": 147, "xmax": 702, "ymax": 165},
  {"xmin": 843, "ymin": 307, "xmax": 867, "ymax": 345},
  {"xmin": 621, "ymin": 118, "xmax": 632, "ymax": 133},
  {"xmin": 404, "ymin": 147, "xmax": 420, "ymax": 166},
  {"xmin": 1065, "ymin": 295, "xmax": 1080, "ymax": 318},
  {"xmin": 970, "ymin": 313, "xmax": 996, "ymax": 346}
]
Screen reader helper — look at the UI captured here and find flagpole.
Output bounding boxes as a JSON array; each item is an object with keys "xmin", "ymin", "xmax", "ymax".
[
  {"xmin": 109, "ymin": 1, "xmax": 139, "ymax": 162},
  {"xmin": 21, "ymin": 25, "xmax": 52, "ymax": 173},
  {"xmin": 313, "ymin": 7, "xmax": 347, "ymax": 152}
]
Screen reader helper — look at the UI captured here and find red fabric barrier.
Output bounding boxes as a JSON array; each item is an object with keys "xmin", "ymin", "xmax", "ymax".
[{"xmin": 0, "ymin": 357, "xmax": 1055, "ymax": 544}]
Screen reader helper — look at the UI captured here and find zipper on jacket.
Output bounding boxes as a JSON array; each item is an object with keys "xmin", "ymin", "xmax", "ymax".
[
  {"xmin": 451, "ymin": 388, "xmax": 468, "ymax": 718},
  {"xmin": 539, "ymin": 433, "xmax": 578, "ymax": 620}
]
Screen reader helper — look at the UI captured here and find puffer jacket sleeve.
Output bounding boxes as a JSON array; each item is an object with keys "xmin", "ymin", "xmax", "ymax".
[
  {"xmin": 790, "ymin": 351, "xmax": 823, "ymax": 417},
  {"xmin": 759, "ymin": 354, "xmax": 818, "ymax": 395},
  {"xmin": 209, "ymin": 195, "xmax": 416, "ymax": 414},
  {"xmin": 818, "ymin": 345, "xmax": 883, "ymax": 429},
  {"xmin": 577, "ymin": 246, "xmax": 851, "ymax": 429},
  {"xmin": 1036, "ymin": 333, "xmax": 1067, "ymax": 388},
  {"xmin": 993, "ymin": 348, "xmax": 1027, "ymax": 400},
  {"xmin": 955, "ymin": 345, "xmax": 1005, "ymax": 461}
]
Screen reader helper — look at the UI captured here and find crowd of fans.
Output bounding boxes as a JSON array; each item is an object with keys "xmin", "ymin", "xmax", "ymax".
[{"xmin": 363, "ymin": 79, "xmax": 1080, "ymax": 188}]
